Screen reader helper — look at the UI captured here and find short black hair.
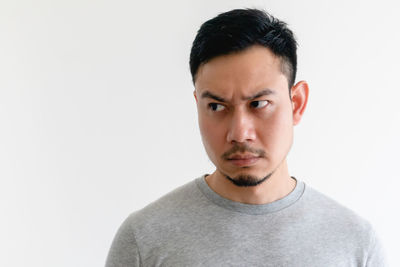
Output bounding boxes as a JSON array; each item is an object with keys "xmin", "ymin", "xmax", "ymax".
[{"xmin": 190, "ymin": 8, "xmax": 298, "ymax": 90}]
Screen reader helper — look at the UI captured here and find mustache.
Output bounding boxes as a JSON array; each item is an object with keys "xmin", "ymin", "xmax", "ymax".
[{"xmin": 221, "ymin": 144, "xmax": 266, "ymax": 160}]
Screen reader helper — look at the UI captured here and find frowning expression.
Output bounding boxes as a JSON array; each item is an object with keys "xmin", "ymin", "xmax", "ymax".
[{"xmin": 194, "ymin": 45, "xmax": 296, "ymax": 183}]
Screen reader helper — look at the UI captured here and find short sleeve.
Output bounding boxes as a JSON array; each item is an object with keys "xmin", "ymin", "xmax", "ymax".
[
  {"xmin": 105, "ymin": 215, "xmax": 141, "ymax": 267},
  {"xmin": 366, "ymin": 227, "xmax": 387, "ymax": 267}
]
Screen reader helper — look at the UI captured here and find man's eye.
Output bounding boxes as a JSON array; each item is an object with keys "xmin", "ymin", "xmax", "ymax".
[
  {"xmin": 208, "ymin": 103, "xmax": 226, "ymax": 112},
  {"xmin": 250, "ymin": 100, "xmax": 269, "ymax": 109}
]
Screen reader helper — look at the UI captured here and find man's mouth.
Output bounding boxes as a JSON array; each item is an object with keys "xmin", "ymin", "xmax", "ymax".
[
  {"xmin": 227, "ymin": 154, "xmax": 260, "ymax": 167},
  {"xmin": 228, "ymin": 154, "xmax": 258, "ymax": 159}
]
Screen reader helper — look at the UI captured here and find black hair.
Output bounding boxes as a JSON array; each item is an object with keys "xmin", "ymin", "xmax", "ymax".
[{"xmin": 189, "ymin": 8, "xmax": 298, "ymax": 90}]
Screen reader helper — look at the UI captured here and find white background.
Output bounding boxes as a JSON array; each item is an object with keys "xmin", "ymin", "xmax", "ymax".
[{"xmin": 1, "ymin": 0, "xmax": 399, "ymax": 266}]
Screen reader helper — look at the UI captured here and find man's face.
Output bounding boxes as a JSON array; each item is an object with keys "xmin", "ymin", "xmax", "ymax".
[{"xmin": 194, "ymin": 45, "xmax": 296, "ymax": 186}]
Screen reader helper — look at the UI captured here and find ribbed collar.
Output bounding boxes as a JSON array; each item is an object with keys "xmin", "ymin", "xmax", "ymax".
[{"xmin": 195, "ymin": 174, "xmax": 305, "ymax": 215}]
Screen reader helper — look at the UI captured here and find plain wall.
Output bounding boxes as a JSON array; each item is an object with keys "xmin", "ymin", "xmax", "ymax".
[{"xmin": 1, "ymin": 0, "xmax": 399, "ymax": 266}]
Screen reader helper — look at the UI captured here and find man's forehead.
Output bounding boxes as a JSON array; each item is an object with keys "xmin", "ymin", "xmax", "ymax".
[{"xmin": 194, "ymin": 47, "xmax": 288, "ymax": 98}]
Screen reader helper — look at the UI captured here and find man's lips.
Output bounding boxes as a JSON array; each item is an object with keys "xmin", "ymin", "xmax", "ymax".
[
  {"xmin": 228, "ymin": 153, "xmax": 260, "ymax": 160},
  {"xmin": 227, "ymin": 154, "xmax": 261, "ymax": 167}
]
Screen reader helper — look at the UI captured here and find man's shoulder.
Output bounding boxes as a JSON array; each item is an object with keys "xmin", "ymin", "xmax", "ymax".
[
  {"xmin": 300, "ymin": 183, "xmax": 385, "ymax": 263},
  {"xmin": 301, "ymin": 183, "xmax": 374, "ymax": 237},
  {"xmin": 123, "ymin": 177, "xmax": 204, "ymax": 229}
]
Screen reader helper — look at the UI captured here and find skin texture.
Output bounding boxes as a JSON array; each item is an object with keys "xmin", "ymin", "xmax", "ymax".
[{"xmin": 194, "ymin": 45, "xmax": 309, "ymax": 205}]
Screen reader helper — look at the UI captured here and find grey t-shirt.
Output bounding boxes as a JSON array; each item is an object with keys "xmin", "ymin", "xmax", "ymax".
[{"xmin": 106, "ymin": 176, "xmax": 386, "ymax": 266}]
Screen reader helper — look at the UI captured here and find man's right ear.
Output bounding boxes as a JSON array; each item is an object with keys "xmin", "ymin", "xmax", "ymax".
[
  {"xmin": 291, "ymin": 80, "xmax": 309, "ymax": 126},
  {"xmin": 193, "ymin": 90, "xmax": 198, "ymax": 103}
]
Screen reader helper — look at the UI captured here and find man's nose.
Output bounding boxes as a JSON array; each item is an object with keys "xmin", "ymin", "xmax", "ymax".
[{"xmin": 226, "ymin": 109, "xmax": 256, "ymax": 144}]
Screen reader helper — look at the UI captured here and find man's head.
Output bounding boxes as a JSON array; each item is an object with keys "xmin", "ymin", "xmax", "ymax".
[{"xmin": 191, "ymin": 9, "xmax": 308, "ymax": 187}]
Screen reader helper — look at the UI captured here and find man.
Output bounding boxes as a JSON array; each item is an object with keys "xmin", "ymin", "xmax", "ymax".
[{"xmin": 106, "ymin": 9, "xmax": 386, "ymax": 266}]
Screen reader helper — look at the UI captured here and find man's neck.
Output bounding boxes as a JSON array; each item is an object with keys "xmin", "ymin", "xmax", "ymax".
[{"xmin": 205, "ymin": 160, "xmax": 296, "ymax": 205}]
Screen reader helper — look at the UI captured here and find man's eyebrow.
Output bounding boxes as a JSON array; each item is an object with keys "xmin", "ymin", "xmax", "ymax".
[
  {"xmin": 201, "ymin": 91, "xmax": 227, "ymax": 102},
  {"xmin": 200, "ymin": 88, "xmax": 275, "ymax": 103},
  {"xmin": 241, "ymin": 88, "xmax": 275, "ymax": 100}
]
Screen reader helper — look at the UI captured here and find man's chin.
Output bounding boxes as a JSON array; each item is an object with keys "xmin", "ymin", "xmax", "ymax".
[{"xmin": 224, "ymin": 173, "xmax": 273, "ymax": 187}]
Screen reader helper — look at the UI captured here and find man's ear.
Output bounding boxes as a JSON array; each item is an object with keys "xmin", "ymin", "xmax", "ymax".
[
  {"xmin": 193, "ymin": 90, "xmax": 198, "ymax": 103},
  {"xmin": 291, "ymin": 81, "xmax": 309, "ymax": 125}
]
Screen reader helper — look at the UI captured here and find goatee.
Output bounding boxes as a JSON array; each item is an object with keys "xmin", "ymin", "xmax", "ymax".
[{"xmin": 225, "ymin": 173, "xmax": 272, "ymax": 187}]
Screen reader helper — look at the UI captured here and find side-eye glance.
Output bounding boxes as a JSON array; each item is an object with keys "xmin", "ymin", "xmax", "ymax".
[
  {"xmin": 208, "ymin": 103, "xmax": 226, "ymax": 112},
  {"xmin": 250, "ymin": 100, "xmax": 269, "ymax": 109}
]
